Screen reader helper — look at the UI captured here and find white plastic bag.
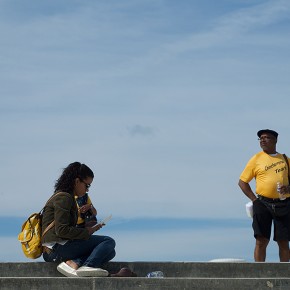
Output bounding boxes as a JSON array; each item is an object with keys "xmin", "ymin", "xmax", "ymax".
[{"xmin": 245, "ymin": 201, "xmax": 253, "ymax": 218}]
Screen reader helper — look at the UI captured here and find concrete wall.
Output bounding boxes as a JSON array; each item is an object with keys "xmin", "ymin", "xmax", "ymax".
[{"xmin": 1, "ymin": 262, "xmax": 290, "ymax": 290}]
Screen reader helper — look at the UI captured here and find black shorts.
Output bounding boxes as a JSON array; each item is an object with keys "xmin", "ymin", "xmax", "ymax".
[{"xmin": 252, "ymin": 198, "xmax": 290, "ymax": 241}]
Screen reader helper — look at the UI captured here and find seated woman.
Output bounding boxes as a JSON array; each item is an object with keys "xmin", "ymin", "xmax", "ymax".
[{"xmin": 41, "ymin": 162, "xmax": 116, "ymax": 277}]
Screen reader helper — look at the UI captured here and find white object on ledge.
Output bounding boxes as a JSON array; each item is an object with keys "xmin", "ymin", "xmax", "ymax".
[{"xmin": 209, "ymin": 258, "xmax": 246, "ymax": 263}]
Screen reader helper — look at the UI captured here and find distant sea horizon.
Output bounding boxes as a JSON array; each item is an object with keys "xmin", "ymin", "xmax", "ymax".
[{"xmin": 0, "ymin": 216, "xmax": 281, "ymax": 263}]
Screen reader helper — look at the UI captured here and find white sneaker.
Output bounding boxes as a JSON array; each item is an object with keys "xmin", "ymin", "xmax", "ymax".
[
  {"xmin": 57, "ymin": 262, "xmax": 78, "ymax": 277},
  {"xmin": 76, "ymin": 266, "xmax": 109, "ymax": 277}
]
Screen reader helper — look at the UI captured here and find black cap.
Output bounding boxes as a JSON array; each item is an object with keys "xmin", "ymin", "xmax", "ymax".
[{"xmin": 257, "ymin": 129, "xmax": 278, "ymax": 138}]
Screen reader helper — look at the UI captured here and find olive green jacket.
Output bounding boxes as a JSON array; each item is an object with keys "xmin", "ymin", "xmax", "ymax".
[{"xmin": 42, "ymin": 191, "xmax": 90, "ymax": 244}]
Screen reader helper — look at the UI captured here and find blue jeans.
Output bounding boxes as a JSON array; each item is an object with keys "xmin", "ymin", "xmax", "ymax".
[{"xmin": 43, "ymin": 235, "xmax": 116, "ymax": 268}]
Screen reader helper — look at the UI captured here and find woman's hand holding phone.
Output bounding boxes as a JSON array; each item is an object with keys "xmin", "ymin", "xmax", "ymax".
[{"xmin": 86, "ymin": 214, "xmax": 112, "ymax": 235}]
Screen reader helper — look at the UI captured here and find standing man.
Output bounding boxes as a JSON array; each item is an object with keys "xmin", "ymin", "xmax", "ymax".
[{"xmin": 238, "ymin": 129, "xmax": 290, "ymax": 262}]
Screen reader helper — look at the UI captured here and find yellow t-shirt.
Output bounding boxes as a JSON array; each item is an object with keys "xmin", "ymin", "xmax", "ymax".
[{"xmin": 240, "ymin": 151, "xmax": 290, "ymax": 199}]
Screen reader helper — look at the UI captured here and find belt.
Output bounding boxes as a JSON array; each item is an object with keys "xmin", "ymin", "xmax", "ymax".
[{"xmin": 257, "ymin": 195, "xmax": 286, "ymax": 202}]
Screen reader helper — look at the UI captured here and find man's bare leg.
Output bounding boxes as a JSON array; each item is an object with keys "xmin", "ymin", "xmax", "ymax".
[
  {"xmin": 277, "ymin": 240, "xmax": 289, "ymax": 262},
  {"xmin": 254, "ymin": 236, "xmax": 269, "ymax": 262}
]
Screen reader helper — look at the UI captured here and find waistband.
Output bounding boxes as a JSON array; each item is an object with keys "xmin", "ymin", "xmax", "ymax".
[
  {"xmin": 257, "ymin": 195, "xmax": 289, "ymax": 203},
  {"xmin": 43, "ymin": 243, "xmax": 59, "ymax": 254}
]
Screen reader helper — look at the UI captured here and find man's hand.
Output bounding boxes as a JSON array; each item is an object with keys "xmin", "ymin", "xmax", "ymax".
[{"xmin": 280, "ymin": 185, "xmax": 290, "ymax": 195}]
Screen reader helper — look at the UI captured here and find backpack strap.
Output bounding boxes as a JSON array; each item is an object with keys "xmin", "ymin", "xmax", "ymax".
[
  {"xmin": 282, "ymin": 154, "xmax": 290, "ymax": 185},
  {"xmin": 41, "ymin": 192, "xmax": 68, "ymax": 238},
  {"xmin": 42, "ymin": 221, "xmax": 55, "ymax": 237},
  {"xmin": 39, "ymin": 191, "xmax": 65, "ymax": 214}
]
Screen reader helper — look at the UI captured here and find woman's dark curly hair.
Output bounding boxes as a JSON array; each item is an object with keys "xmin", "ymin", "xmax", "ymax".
[{"xmin": 54, "ymin": 162, "xmax": 94, "ymax": 194}]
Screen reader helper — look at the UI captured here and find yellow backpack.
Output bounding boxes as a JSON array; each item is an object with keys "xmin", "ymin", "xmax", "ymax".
[
  {"xmin": 18, "ymin": 212, "xmax": 43, "ymax": 259},
  {"xmin": 18, "ymin": 211, "xmax": 55, "ymax": 259},
  {"xmin": 18, "ymin": 193, "xmax": 61, "ymax": 259}
]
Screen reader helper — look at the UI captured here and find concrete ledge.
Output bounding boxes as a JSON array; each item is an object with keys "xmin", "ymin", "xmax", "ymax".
[
  {"xmin": 1, "ymin": 261, "xmax": 290, "ymax": 278},
  {"xmin": 1, "ymin": 277, "xmax": 290, "ymax": 290},
  {"xmin": 2, "ymin": 262, "xmax": 290, "ymax": 290}
]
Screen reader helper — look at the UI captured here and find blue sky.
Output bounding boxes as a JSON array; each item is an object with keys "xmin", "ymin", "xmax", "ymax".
[{"xmin": 1, "ymin": 0, "xmax": 290, "ymax": 262}]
